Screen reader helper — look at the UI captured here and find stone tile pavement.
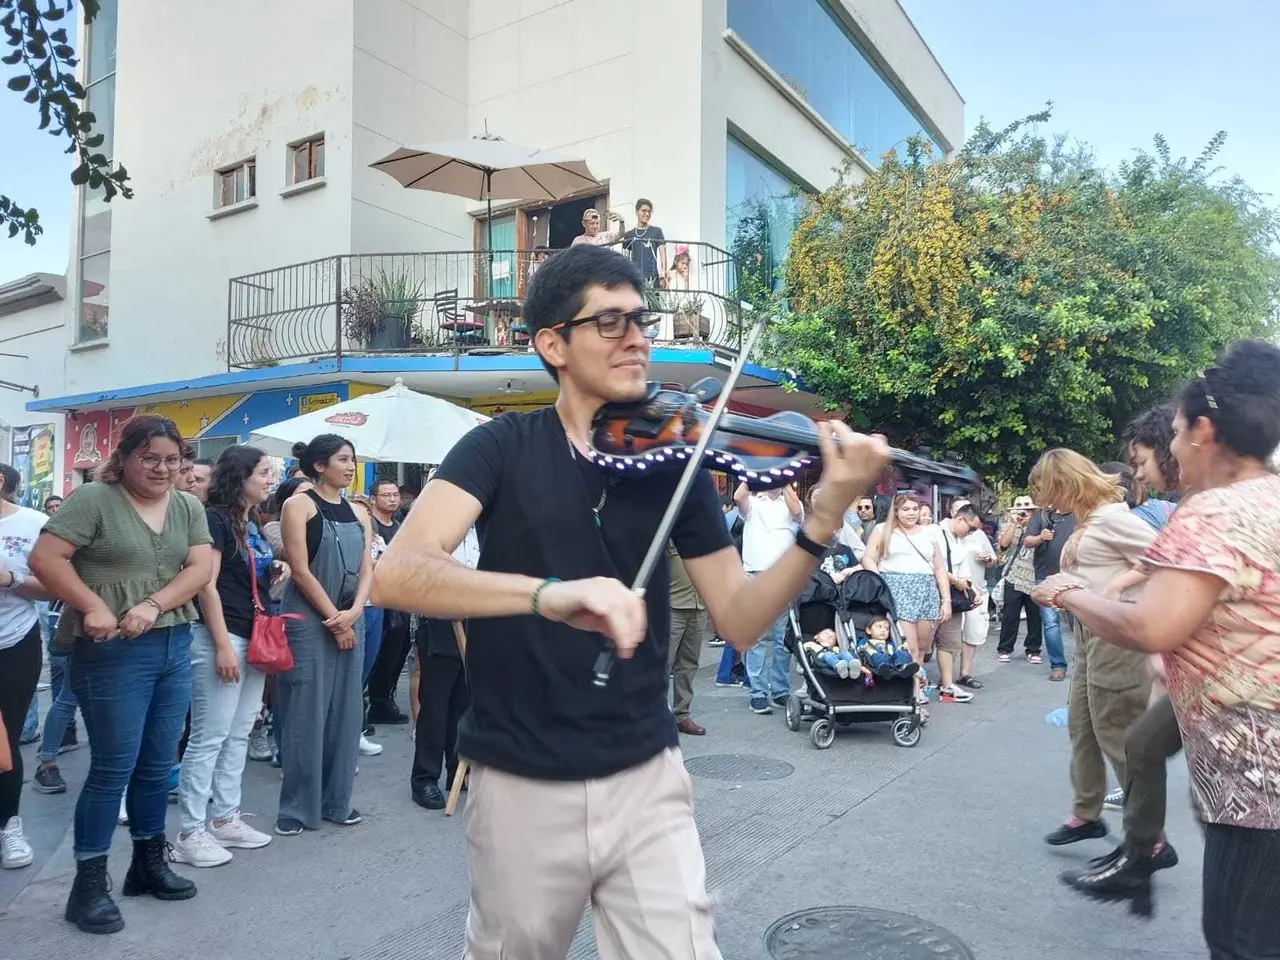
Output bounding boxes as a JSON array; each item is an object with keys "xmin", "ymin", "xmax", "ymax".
[{"xmin": 2, "ymin": 635, "xmax": 1206, "ymax": 959}]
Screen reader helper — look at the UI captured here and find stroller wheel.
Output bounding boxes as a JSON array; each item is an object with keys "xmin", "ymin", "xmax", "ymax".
[
  {"xmin": 785, "ymin": 694, "xmax": 802, "ymax": 732},
  {"xmin": 892, "ymin": 717, "xmax": 922, "ymax": 748},
  {"xmin": 810, "ymin": 719, "xmax": 835, "ymax": 750}
]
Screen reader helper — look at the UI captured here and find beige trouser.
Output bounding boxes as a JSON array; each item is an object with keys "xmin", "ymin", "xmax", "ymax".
[
  {"xmin": 463, "ymin": 747, "xmax": 721, "ymax": 960},
  {"xmin": 1068, "ymin": 621, "xmax": 1152, "ymax": 822},
  {"xmin": 669, "ymin": 608, "xmax": 708, "ymax": 721}
]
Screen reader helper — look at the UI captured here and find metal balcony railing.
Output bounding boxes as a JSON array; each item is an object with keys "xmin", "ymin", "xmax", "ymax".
[{"xmin": 226, "ymin": 242, "xmax": 748, "ymax": 369}]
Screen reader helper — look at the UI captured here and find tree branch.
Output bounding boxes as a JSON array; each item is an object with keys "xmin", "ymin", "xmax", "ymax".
[{"xmin": 1, "ymin": 0, "xmax": 131, "ymax": 246}]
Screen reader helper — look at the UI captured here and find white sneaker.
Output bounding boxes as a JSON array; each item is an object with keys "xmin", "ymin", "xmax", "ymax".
[
  {"xmin": 118, "ymin": 797, "xmax": 129, "ymax": 826},
  {"xmin": 1, "ymin": 817, "xmax": 33, "ymax": 869},
  {"xmin": 170, "ymin": 828, "xmax": 233, "ymax": 867},
  {"xmin": 247, "ymin": 725, "xmax": 273, "ymax": 762},
  {"xmin": 940, "ymin": 684, "xmax": 974, "ymax": 703},
  {"xmin": 359, "ymin": 735, "xmax": 383, "ymax": 757},
  {"xmin": 208, "ymin": 812, "xmax": 272, "ymax": 849}
]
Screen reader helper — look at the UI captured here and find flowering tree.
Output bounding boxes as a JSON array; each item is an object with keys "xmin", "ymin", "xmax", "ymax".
[{"xmin": 771, "ymin": 112, "xmax": 1280, "ymax": 480}]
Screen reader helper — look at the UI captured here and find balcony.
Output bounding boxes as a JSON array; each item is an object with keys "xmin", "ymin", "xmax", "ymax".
[{"xmin": 226, "ymin": 243, "xmax": 751, "ymax": 370}]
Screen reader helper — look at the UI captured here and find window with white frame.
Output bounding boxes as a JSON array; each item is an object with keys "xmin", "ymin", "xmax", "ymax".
[
  {"xmin": 217, "ymin": 160, "xmax": 256, "ymax": 207},
  {"xmin": 290, "ymin": 136, "xmax": 325, "ymax": 184},
  {"xmin": 75, "ymin": 0, "xmax": 118, "ymax": 343}
]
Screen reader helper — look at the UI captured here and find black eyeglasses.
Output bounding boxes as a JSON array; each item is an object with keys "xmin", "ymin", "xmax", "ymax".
[{"xmin": 550, "ymin": 309, "xmax": 661, "ymax": 340}]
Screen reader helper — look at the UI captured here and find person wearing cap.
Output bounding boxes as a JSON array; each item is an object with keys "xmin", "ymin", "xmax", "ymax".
[
  {"xmin": 996, "ymin": 495, "xmax": 1044, "ymax": 664},
  {"xmin": 570, "ymin": 208, "xmax": 624, "ymax": 247}
]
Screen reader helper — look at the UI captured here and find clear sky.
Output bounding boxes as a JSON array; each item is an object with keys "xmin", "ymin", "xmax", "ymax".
[
  {"xmin": 1, "ymin": 0, "xmax": 1278, "ymax": 281},
  {"xmin": 899, "ymin": 0, "xmax": 1280, "ymax": 206}
]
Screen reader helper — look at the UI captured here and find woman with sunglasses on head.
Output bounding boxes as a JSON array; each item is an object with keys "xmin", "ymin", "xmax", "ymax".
[
  {"xmin": 1036, "ymin": 340, "xmax": 1280, "ymax": 955},
  {"xmin": 273, "ymin": 435, "xmax": 371, "ymax": 836},
  {"xmin": 30, "ymin": 415, "xmax": 213, "ymax": 935},
  {"xmin": 171, "ymin": 446, "xmax": 280, "ymax": 867}
]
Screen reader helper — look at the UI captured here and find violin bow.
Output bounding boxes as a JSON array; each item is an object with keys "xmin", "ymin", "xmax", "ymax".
[{"xmin": 591, "ymin": 303, "xmax": 769, "ymax": 687}]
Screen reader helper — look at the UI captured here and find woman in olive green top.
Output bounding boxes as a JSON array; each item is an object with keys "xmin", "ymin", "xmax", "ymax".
[{"xmin": 29, "ymin": 416, "xmax": 212, "ymax": 937}]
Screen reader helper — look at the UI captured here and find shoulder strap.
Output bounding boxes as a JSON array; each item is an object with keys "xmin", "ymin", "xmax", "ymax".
[
  {"xmin": 900, "ymin": 529, "xmax": 933, "ymax": 567},
  {"xmin": 245, "ymin": 539, "xmax": 266, "ymax": 615}
]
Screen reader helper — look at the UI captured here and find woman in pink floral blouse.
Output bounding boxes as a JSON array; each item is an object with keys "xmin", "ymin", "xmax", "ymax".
[{"xmin": 1035, "ymin": 339, "xmax": 1280, "ymax": 958}]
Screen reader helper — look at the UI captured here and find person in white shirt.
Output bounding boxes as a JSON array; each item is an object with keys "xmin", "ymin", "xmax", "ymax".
[
  {"xmin": 951, "ymin": 499, "xmax": 996, "ymax": 686},
  {"xmin": 733, "ymin": 482, "xmax": 802, "ymax": 714}
]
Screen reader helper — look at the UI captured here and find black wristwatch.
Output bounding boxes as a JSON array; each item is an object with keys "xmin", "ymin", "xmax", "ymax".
[{"xmin": 794, "ymin": 526, "xmax": 834, "ymax": 559}]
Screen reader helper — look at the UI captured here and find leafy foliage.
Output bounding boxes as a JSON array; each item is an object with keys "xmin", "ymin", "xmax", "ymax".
[
  {"xmin": 770, "ymin": 110, "xmax": 1280, "ymax": 481},
  {"xmin": 1, "ymin": 0, "xmax": 131, "ymax": 246}
]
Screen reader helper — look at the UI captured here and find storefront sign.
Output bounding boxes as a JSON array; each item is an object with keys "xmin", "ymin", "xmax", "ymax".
[
  {"xmin": 12, "ymin": 424, "xmax": 56, "ymax": 509},
  {"xmin": 299, "ymin": 392, "xmax": 341, "ymax": 415}
]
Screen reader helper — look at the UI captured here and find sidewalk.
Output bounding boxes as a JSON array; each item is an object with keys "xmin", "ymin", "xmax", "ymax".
[{"xmin": 3, "ymin": 637, "xmax": 1205, "ymax": 960}]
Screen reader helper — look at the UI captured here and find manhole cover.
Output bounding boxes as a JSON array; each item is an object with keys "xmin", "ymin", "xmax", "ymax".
[
  {"xmin": 765, "ymin": 906, "xmax": 975, "ymax": 959},
  {"xmin": 683, "ymin": 754, "xmax": 794, "ymax": 781}
]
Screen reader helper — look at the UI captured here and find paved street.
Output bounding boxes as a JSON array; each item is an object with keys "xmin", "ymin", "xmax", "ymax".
[{"xmin": 4, "ymin": 633, "xmax": 1205, "ymax": 960}]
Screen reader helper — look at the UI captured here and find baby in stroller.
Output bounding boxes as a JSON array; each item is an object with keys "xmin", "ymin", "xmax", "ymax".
[
  {"xmin": 802, "ymin": 629, "xmax": 871, "ymax": 683},
  {"xmin": 857, "ymin": 616, "xmax": 918, "ymax": 680}
]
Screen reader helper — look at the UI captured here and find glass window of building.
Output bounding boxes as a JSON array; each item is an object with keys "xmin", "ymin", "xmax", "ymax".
[
  {"xmin": 725, "ymin": 136, "xmax": 807, "ymax": 291},
  {"xmin": 77, "ymin": 0, "xmax": 117, "ymax": 343},
  {"xmin": 727, "ymin": 0, "xmax": 940, "ymax": 161}
]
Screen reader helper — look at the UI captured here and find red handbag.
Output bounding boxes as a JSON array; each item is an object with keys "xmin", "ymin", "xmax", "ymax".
[{"xmin": 245, "ymin": 545, "xmax": 300, "ymax": 674}]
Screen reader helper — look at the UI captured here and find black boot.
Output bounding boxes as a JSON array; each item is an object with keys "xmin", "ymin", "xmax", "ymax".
[
  {"xmin": 121, "ymin": 837, "xmax": 197, "ymax": 901},
  {"xmin": 64, "ymin": 855, "xmax": 124, "ymax": 934},
  {"xmin": 1061, "ymin": 846, "xmax": 1158, "ymax": 918}
]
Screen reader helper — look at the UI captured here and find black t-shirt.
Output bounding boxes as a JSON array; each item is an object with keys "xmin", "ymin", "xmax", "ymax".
[
  {"xmin": 372, "ymin": 514, "xmax": 399, "ymax": 546},
  {"xmin": 435, "ymin": 407, "xmax": 731, "ymax": 780},
  {"xmin": 621, "ymin": 226, "xmax": 666, "ymax": 281},
  {"xmin": 200, "ymin": 509, "xmax": 262, "ymax": 639},
  {"xmin": 1026, "ymin": 510, "xmax": 1075, "ymax": 581},
  {"xmin": 303, "ymin": 491, "xmax": 358, "ymax": 562}
]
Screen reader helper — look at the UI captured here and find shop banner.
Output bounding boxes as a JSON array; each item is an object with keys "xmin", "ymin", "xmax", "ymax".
[{"xmin": 12, "ymin": 424, "xmax": 55, "ymax": 509}]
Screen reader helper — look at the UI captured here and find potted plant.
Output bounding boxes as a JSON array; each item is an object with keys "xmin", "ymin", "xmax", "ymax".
[{"xmin": 340, "ymin": 269, "xmax": 422, "ymax": 350}]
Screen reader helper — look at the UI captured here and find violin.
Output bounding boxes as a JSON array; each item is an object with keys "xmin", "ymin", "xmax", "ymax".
[{"xmin": 589, "ymin": 378, "xmax": 979, "ymax": 495}]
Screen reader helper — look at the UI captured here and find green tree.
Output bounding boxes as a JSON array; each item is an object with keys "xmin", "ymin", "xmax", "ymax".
[
  {"xmin": 1, "ymin": 0, "xmax": 130, "ymax": 246},
  {"xmin": 771, "ymin": 111, "xmax": 1280, "ymax": 481}
]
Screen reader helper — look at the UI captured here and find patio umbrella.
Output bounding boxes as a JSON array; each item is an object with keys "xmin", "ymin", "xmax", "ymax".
[
  {"xmin": 370, "ymin": 133, "xmax": 600, "ymax": 294},
  {"xmin": 250, "ymin": 379, "xmax": 489, "ymax": 465}
]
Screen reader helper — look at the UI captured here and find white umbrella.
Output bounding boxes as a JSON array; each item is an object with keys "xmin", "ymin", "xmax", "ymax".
[
  {"xmin": 250, "ymin": 378, "xmax": 489, "ymax": 464},
  {"xmin": 370, "ymin": 133, "xmax": 601, "ymax": 295}
]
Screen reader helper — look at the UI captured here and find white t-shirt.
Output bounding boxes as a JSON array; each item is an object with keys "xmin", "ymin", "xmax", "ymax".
[
  {"xmin": 453, "ymin": 526, "xmax": 480, "ymax": 570},
  {"xmin": 959, "ymin": 528, "xmax": 995, "ymax": 599},
  {"xmin": 741, "ymin": 492, "xmax": 800, "ymax": 572},
  {"xmin": 880, "ymin": 525, "xmax": 943, "ymax": 576},
  {"xmin": 0, "ymin": 506, "xmax": 47, "ymax": 649}
]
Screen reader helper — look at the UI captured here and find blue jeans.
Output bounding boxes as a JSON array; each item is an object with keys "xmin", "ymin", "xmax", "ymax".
[
  {"xmin": 361, "ymin": 606, "xmax": 384, "ymax": 686},
  {"xmin": 715, "ymin": 645, "xmax": 740, "ymax": 684},
  {"xmin": 39, "ymin": 654, "xmax": 79, "ymax": 763},
  {"xmin": 745, "ymin": 610, "xmax": 791, "ymax": 701},
  {"xmin": 1035, "ymin": 578, "xmax": 1068, "ymax": 670},
  {"xmin": 71, "ymin": 624, "xmax": 193, "ymax": 859},
  {"xmin": 21, "ymin": 696, "xmax": 39, "ymax": 741}
]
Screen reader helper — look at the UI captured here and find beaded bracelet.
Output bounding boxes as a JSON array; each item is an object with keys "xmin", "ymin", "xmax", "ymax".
[
  {"xmin": 531, "ymin": 578, "xmax": 561, "ymax": 618},
  {"xmin": 142, "ymin": 596, "xmax": 163, "ymax": 614},
  {"xmin": 1050, "ymin": 583, "xmax": 1082, "ymax": 611}
]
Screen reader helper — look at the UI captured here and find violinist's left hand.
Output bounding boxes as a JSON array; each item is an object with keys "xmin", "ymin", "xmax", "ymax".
[{"xmin": 807, "ymin": 423, "xmax": 891, "ymax": 537}]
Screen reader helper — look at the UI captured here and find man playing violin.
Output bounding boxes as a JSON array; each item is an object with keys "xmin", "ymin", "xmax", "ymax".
[{"xmin": 371, "ymin": 243, "xmax": 889, "ymax": 959}]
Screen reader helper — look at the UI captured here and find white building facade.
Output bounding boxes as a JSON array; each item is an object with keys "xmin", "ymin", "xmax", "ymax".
[{"xmin": 18, "ymin": 0, "xmax": 962, "ymax": 492}]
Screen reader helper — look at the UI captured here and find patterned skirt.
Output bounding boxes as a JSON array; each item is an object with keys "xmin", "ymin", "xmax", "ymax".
[{"xmin": 881, "ymin": 571, "xmax": 942, "ymax": 623}]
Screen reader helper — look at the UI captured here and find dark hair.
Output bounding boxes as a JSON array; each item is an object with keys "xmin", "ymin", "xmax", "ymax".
[
  {"xmin": 1099, "ymin": 460, "xmax": 1136, "ymax": 506},
  {"xmin": 370, "ymin": 478, "xmax": 398, "ymax": 495},
  {"xmin": 269, "ymin": 476, "xmax": 310, "ymax": 515},
  {"xmin": 1180, "ymin": 339, "xmax": 1280, "ymax": 462},
  {"xmin": 43, "ymin": 495, "xmax": 62, "ymax": 507},
  {"xmin": 0, "ymin": 463, "xmax": 20, "ymax": 503},
  {"xmin": 193, "ymin": 458, "xmax": 214, "ymax": 469},
  {"xmin": 523, "ymin": 244, "xmax": 645, "ymax": 381},
  {"xmin": 1122, "ymin": 403, "xmax": 1180, "ymax": 492},
  {"xmin": 182, "ymin": 442, "xmax": 195, "ymax": 461},
  {"xmin": 635, "ymin": 197, "xmax": 652, "ymax": 212},
  {"xmin": 97, "ymin": 415, "xmax": 184, "ymax": 484},
  {"xmin": 952, "ymin": 503, "xmax": 979, "ymax": 522},
  {"xmin": 398, "ymin": 484, "xmax": 417, "ymax": 496},
  {"xmin": 291, "ymin": 434, "xmax": 355, "ymax": 480},
  {"xmin": 206, "ymin": 445, "xmax": 268, "ymax": 548}
]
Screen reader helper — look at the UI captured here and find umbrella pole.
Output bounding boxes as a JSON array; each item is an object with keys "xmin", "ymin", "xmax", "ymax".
[
  {"xmin": 485, "ymin": 171, "xmax": 495, "ymax": 301},
  {"xmin": 444, "ymin": 620, "xmax": 469, "ymax": 817}
]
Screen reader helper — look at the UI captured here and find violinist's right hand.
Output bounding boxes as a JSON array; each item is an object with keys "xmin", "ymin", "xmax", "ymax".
[
  {"xmin": 808, "ymin": 422, "xmax": 891, "ymax": 537},
  {"xmin": 536, "ymin": 577, "xmax": 647, "ymax": 657}
]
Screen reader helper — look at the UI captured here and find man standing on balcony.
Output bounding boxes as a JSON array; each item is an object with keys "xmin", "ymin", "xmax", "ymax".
[
  {"xmin": 570, "ymin": 207, "xmax": 624, "ymax": 247},
  {"xmin": 620, "ymin": 198, "xmax": 667, "ymax": 287},
  {"xmin": 371, "ymin": 243, "xmax": 888, "ymax": 958}
]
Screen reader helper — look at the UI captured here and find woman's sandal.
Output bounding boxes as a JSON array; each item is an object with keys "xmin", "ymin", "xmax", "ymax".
[{"xmin": 957, "ymin": 675, "xmax": 984, "ymax": 689}]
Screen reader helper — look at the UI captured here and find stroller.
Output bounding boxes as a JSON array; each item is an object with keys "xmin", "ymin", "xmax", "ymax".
[{"xmin": 783, "ymin": 568, "xmax": 924, "ymax": 749}]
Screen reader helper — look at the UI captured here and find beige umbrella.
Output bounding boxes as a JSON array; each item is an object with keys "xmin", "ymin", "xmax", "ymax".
[{"xmin": 371, "ymin": 134, "xmax": 601, "ymax": 291}]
